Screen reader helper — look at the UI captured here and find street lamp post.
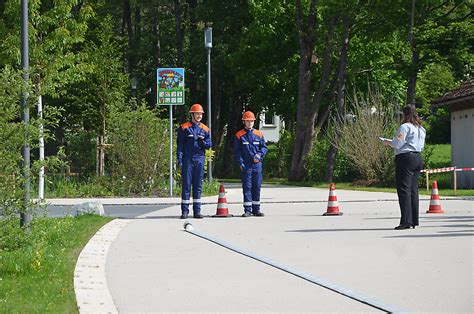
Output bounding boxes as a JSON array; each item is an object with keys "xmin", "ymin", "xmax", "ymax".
[
  {"xmin": 131, "ymin": 76, "xmax": 138, "ymax": 109},
  {"xmin": 131, "ymin": 76, "xmax": 138, "ymax": 96},
  {"xmin": 204, "ymin": 27, "xmax": 212, "ymax": 181},
  {"xmin": 131, "ymin": 76, "xmax": 138, "ymax": 110},
  {"xmin": 20, "ymin": 0, "xmax": 31, "ymax": 231}
]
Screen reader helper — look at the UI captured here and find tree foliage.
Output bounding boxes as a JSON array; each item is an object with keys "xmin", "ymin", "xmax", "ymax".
[{"xmin": 0, "ymin": 0, "xmax": 471, "ymax": 198}]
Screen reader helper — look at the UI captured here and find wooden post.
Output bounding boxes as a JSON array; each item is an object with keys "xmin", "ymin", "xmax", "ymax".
[
  {"xmin": 100, "ymin": 135, "xmax": 105, "ymax": 176},
  {"xmin": 453, "ymin": 167, "xmax": 457, "ymax": 196},
  {"xmin": 425, "ymin": 172, "xmax": 429, "ymax": 192},
  {"xmin": 96, "ymin": 136, "xmax": 100, "ymax": 176},
  {"xmin": 96, "ymin": 136, "xmax": 112, "ymax": 177}
]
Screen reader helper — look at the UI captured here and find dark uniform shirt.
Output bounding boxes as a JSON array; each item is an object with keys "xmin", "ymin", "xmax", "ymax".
[
  {"xmin": 234, "ymin": 128, "xmax": 268, "ymax": 167},
  {"xmin": 177, "ymin": 122, "xmax": 211, "ymax": 163}
]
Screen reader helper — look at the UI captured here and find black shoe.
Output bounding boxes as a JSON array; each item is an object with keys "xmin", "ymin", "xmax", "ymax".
[
  {"xmin": 411, "ymin": 225, "xmax": 416, "ymax": 229},
  {"xmin": 180, "ymin": 214, "xmax": 188, "ymax": 219},
  {"xmin": 253, "ymin": 212, "xmax": 265, "ymax": 217},
  {"xmin": 394, "ymin": 225, "xmax": 410, "ymax": 230},
  {"xmin": 193, "ymin": 213, "xmax": 204, "ymax": 219},
  {"xmin": 242, "ymin": 212, "xmax": 251, "ymax": 217}
]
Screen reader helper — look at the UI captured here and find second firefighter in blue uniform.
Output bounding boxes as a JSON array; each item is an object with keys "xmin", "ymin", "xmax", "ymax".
[
  {"xmin": 234, "ymin": 111, "xmax": 268, "ymax": 217},
  {"xmin": 177, "ymin": 104, "xmax": 212, "ymax": 219}
]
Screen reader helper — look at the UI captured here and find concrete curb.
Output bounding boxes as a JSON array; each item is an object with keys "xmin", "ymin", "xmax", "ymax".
[{"xmin": 74, "ymin": 218, "xmax": 130, "ymax": 313}]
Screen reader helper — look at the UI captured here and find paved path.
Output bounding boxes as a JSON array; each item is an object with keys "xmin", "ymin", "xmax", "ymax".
[
  {"xmin": 43, "ymin": 204, "xmax": 170, "ymax": 218},
  {"xmin": 102, "ymin": 185, "xmax": 473, "ymax": 313}
]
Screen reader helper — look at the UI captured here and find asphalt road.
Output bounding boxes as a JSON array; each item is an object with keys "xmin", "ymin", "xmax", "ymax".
[
  {"xmin": 42, "ymin": 204, "xmax": 171, "ymax": 218},
  {"xmin": 104, "ymin": 186, "xmax": 473, "ymax": 312}
]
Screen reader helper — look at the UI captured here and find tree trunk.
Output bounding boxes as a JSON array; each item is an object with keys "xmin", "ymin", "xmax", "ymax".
[
  {"xmin": 217, "ymin": 96, "xmax": 243, "ymax": 178},
  {"xmin": 174, "ymin": 0, "xmax": 187, "ymax": 122},
  {"xmin": 289, "ymin": 0, "xmax": 317, "ymax": 181},
  {"xmin": 174, "ymin": 0, "xmax": 184, "ymax": 65},
  {"xmin": 134, "ymin": 6, "xmax": 141, "ymax": 48},
  {"xmin": 406, "ymin": 49, "xmax": 419, "ymax": 105},
  {"xmin": 122, "ymin": 0, "xmax": 134, "ymax": 72},
  {"xmin": 152, "ymin": 10, "xmax": 161, "ymax": 107},
  {"xmin": 289, "ymin": 5, "xmax": 336, "ymax": 181},
  {"xmin": 325, "ymin": 16, "xmax": 351, "ymax": 182},
  {"xmin": 174, "ymin": 0, "xmax": 198, "ymax": 123},
  {"xmin": 406, "ymin": 0, "xmax": 417, "ymax": 105},
  {"xmin": 212, "ymin": 65, "xmax": 224, "ymax": 148}
]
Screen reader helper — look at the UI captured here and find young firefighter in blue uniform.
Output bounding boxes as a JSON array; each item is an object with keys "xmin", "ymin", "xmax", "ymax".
[
  {"xmin": 177, "ymin": 104, "xmax": 212, "ymax": 219},
  {"xmin": 234, "ymin": 111, "xmax": 268, "ymax": 217}
]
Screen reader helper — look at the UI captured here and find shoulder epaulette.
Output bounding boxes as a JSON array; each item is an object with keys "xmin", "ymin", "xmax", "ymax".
[
  {"xmin": 253, "ymin": 129, "xmax": 263, "ymax": 138},
  {"xmin": 198, "ymin": 123, "xmax": 209, "ymax": 132},
  {"xmin": 235, "ymin": 129, "xmax": 246, "ymax": 139},
  {"xmin": 180, "ymin": 122, "xmax": 192, "ymax": 129}
]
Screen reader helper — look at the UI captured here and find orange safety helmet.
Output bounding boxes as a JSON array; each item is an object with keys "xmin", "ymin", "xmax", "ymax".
[
  {"xmin": 242, "ymin": 111, "xmax": 256, "ymax": 121},
  {"xmin": 189, "ymin": 103, "xmax": 204, "ymax": 113}
]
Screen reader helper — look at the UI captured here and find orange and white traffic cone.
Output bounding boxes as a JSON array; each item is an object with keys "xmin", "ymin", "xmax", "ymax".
[
  {"xmin": 426, "ymin": 180, "xmax": 444, "ymax": 214},
  {"xmin": 212, "ymin": 184, "xmax": 233, "ymax": 217},
  {"xmin": 323, "ymin": 182, "xmax": 343, "ymax": 216}
]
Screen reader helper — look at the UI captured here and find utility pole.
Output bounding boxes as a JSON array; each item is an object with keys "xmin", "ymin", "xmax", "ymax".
[
  {"xmin": 20, "ymin": 0, "xmax": 31, "ymax": 231},
  {"xmin": 204, "ymin": 27, "xmax": 213, "ymax": 181}
]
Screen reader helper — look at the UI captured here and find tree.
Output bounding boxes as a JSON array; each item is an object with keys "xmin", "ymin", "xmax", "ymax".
[
  {"xmin": 382, "ymin": 0, "xmax": 473, "ymax": 105},
  {"xmin": 289, "ymin": 0, "xmax": 328, "ymax": 181},
  {"xmin": 59, "ymin": 14, "xmax": 128, "ymax": 175},
  {"xmin": 324, "ymin": 15, "xmax": 351, "ymax": 182},
  {"xmin": 0, "ymin": 0, "xmax": 94, "ymax": 185}
]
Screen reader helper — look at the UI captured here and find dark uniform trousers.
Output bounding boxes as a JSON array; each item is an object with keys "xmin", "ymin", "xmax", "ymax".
[
  {"xmin": 241, "ymin": 162, "xmax": 263, "ymax": 214},
  {"xmin": 395, "ymin": 152, "xmax": 423, "ymax": 227}
]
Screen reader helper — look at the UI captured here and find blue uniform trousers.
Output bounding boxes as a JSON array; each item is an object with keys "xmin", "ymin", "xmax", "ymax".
[
  {"xmin": 241, "ymin": 163, "xmax": 262, "ymax": 214},
  {"xmin": 181, "ymin": 158, "xmax": 205, "ymax": 215}
]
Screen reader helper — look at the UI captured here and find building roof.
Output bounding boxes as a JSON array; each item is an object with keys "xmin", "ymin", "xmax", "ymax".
[{"xmin": 433, "ymin": 78, "xmax": 474, "ymax": 111}]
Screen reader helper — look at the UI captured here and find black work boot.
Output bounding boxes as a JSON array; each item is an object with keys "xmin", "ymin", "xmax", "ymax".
[
  {"xmin": 253, "ymin": 211, "xmax": 265, "ymax": 217},
  {"xmin": 193, "ymin": 213, "xmax": 204, "ymax": 219},
  {"xmin": 180, "ymin": 214, "xmax": 188, "ymax": 219},
  {"xmin": 242, "ymin": 212, "xmax": 251, "ymax": 217}
]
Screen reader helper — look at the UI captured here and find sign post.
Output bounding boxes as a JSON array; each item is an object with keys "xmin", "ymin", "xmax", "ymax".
[{"xmin": 157, "ymin": 68, "xmax": 185, "ymax": 196}]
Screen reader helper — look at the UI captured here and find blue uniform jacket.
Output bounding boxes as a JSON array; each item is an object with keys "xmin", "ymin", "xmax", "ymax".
[
  {"xmin": 177, "ymin": 122, "xmax": 211, "ymax": 164},
  {"xmin": 234, "ymin": 128, "xmax": 268, "ymax": 168}
]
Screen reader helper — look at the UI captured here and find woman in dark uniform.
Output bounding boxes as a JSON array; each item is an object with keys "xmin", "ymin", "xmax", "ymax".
[{"xmin": 384, "ymin": 105, "xmax": 426, "ymax": 230}]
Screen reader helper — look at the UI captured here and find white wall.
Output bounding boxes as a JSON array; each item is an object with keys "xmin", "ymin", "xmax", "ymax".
[
  {"xmin": 451, "ymin": 107, "xmax": 474, "ymax": 188},
  {"xmin": 259, "ymin": 113, "xmax": 283, "ymax": 143}
]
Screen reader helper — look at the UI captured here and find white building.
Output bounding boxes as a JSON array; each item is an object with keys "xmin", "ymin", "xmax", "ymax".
[
  {"xmin": 259, "ymin": 111, "xmax": 284, "ymax": 143},
  {"xmin": 433, "ymin": 78, "xmax": 474, "ymax": 189}
]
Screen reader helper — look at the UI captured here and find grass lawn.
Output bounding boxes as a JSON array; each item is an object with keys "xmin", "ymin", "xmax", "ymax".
[
  {"xmin": 427, "ymin": 144, "xmax": 451, "ymax": 168},
  {"xmin": 0, "ymin": 215, "xmax": 112, "ymax": 312}
]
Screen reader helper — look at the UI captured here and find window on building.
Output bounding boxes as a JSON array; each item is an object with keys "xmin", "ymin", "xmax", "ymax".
[{"xmin": 264, "ymin": 112, "xmax": 275, "ymax": 126}]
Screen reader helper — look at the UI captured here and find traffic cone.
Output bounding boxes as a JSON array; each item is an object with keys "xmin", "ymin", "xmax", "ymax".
[
  {"xmin": 426, "ymin": 181, "xmax": 444, "ymax": 214},
  {"xmin": 212, "ymin": 184, "xmax": 233, "ymax": 217},
  {"xmin": 323, "ymin": 182, "xmax": 343, "ymax": 216}
]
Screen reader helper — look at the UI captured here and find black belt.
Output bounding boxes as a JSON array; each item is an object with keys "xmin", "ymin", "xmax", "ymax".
[{"xmin": 397, "ymin": 151, "xmax": 420, "ymax": 156}]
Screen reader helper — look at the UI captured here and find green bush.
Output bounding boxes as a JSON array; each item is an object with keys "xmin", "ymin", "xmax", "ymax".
[
  {"xmin": 172, "ymin": 178, "xmax": 221, "ymax": 197},
  {"xmin": 107, "ymin": 104, "xmax": 172, "ymax": 196},
  {"xmin": 263, "ymin": 130, "xmax": 294, "ymax": 178},
  {"xmin": 64, "ymin": 129, "xmax": 97, "ymax": 175},
  {"xmin": 0, "ymin": 67, "xmax": 35, "ymax": 241},
  {"xmin": 305, "ymin": 136, "xmax": 358, "ymax": 182},
  {"xmin": 330, "ymin": 89, "xmax": 398, "ymax": 185}
]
